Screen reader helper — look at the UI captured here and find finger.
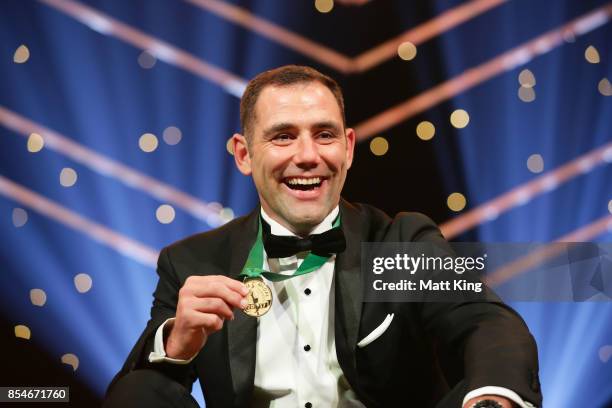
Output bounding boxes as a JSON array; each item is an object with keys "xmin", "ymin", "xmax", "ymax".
[
  {"xmin": 189, "ymin": 297, "xmax": 235, "ymax": 320},
  {"xmin": 183, "ymin": 278, "xmax": 248, "ymax": 309},
  {"xmin": 177, "ymin": 309, "xmax": 225, "ymax": 335},
  {"xmin": 218, "ymin": 276, "xmax": 250, "ymax": 296},
  {"xmin": 183, "ymin": 275, "xmax": 249, "ymax": 297},
  {"xmin": 186, "ymin": 311, "xmax": 225, "ymax": 333}
]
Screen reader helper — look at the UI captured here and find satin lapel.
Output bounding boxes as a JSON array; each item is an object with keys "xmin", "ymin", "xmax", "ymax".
[
  {"xmin": 334, "ymin": 200, "xmax": 364, "ymax": 383},
  {"xmin": 226, "ymin": 208, "xmax": 259, "ymax": 406}
]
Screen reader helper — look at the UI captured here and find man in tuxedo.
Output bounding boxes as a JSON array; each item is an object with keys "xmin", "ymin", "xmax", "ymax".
[{"xmin": 104, "ymin": 65, "xmax": 542, "ymax": 408}]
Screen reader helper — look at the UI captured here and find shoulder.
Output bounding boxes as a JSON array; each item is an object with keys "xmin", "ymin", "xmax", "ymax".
[
  {"xmin": 391, "ymin": 211, "xmax": 445, "ymax": 242},
  {"xmin": 342, "ymin": 200, "xmax": 444, "ymax": 242},
  {"xmin": 161, "ymin": 209, "xmax": 257, "ymax": 262}
]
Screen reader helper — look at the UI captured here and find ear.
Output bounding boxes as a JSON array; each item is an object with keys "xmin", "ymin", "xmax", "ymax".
[
  {"xmin": 232, "ymin": 133, "xmax": 252, "ymax": 175},
  {"xmin": 345, "ymin": 128, "xmax": 356, "ymax": 170}
]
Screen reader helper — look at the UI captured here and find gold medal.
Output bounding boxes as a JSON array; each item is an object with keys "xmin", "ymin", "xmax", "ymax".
[{"xmin": 243, "ymin": 277, "xmax": 273, "ymax": 317}]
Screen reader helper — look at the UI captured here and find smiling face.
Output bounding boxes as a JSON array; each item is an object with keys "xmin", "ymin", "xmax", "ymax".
[{"xmin": 233, "ymin": 81, "xmax": 355, "ymax": 235}]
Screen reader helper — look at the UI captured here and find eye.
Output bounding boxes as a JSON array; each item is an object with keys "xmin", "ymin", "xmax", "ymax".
[
  {"xmin": 273, "ymin": 133, "xmax": 291, "ymax": 141},
  {"xmin": 318, "ymin": 131, "xmax": 336, "ymax": 141}
]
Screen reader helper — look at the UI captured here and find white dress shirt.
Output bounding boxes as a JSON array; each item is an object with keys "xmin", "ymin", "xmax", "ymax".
[
  {"xmin": 149, "ymin": 206, "xmax": 534, "ymax": 408},
  {"xmin": 251, "ymin": 206, "xmax": 364, "ymax": 408}
]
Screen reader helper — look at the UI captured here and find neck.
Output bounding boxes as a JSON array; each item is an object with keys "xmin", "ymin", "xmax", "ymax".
[
  {"xmin": 260, "ymin": 205, "xmax": 337, "ymax": 238},
  {"xmin": 269, "ymin": 214, "xmax": 317, "ymax": 237}
]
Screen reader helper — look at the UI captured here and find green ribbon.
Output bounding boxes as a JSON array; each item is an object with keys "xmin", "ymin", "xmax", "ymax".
[{"xmin": 239, "ymin": 215, "xmax": 341, "ymax": 282}]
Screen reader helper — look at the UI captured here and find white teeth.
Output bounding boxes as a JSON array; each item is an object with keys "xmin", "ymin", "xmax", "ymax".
[{"xmin": 286, "ymin": 177, "xmax": 321, "ymax": 185}]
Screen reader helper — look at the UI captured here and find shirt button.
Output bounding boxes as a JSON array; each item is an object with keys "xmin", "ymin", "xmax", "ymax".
[
  {"xmin": 303, "ymin": 344, "xmax": 311, "ymax": 352},
  {"xmin": 305, "ymin": 403, "xmax": 312, "ymax": 408},
  {"xmin": 304, "ymin": 288, "xmax": 311, "ymax": 295}
]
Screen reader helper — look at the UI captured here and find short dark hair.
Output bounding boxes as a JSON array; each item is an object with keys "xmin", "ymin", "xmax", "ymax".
[{"xmin": 240, "ymin": 65, "xmax": 345, "ymax": 139}]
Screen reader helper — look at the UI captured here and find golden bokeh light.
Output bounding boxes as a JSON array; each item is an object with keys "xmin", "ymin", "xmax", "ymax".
[
  {"xmin": 74, "ymin": 273, "xmax": 93, "ymax": 293},
  {"xmin": 416, "ymin": 121, "xmax": 435, "ymax": 140},
  {"xmin": 30, "ymin": 288, "xmax": 47, "ymax": 307},
  {"xmin": 527, "ymin": 154, "xmax": 544, "ymax": 173},
  {"xmin": 137, "ymin": 50, "xmax": 157, "ymax": 69},
  {"xmin": 27, "ymin": 133, "xmax": 44, "ymax": 153},
  {"xmin": 447, "ymin": 192, "xmax": 467, "ymax": 212},
  {"xmin": 315, "ymin": 0, "xmax": 334, "ymax": 13},
  {"xmin": 61, "ymin": 353, "xmax": 79, "ymax": 371},
  {"xmin": 12, "ymin": 208, "xmax": 28, "ymax": 227},
  {"xmin": 598, "ymin": 78, "xmax": 612, "ymax": 96},
  {"xmin": 162, "ymin": 126, "xmax": 182, "ymax": 145},
  {"xmin": 156, "ymin": 204, "xmax": 176, "ymax": 224},
  {"xmin": 139, "ymin": 133, "xmax": 159, "ymax": 152},
  {"xmin": 59, "ymin": 168, "xmax": 78, "ymax": 187},
  {"xmin": 370, "ymin": 136, "xmax": 389, "ymax": 156},
  {"xmin": 518, "ymin": 69, "xmax": 536, "ymax": 88},
  {"xmin": 397, "ymin": 42, "xmax": 417, "ymax": 61},
  {"xmin": 13, "ymin": 45, "xmax": 30, "ymax": 63},
  {"xmin": 226, "ymin": 138, "xmax": 234, "ymax": 155},
  {"xmin": 584, "ymin": 45, "xmax": 600, "ymax": 64},
  {"xmin": 518, "ymin": 86, "xmax": 536, "ymax": 102},
  {"xmin": 450, "ymin": 109, "xmax": 470, "ymax": 129},
  {"xmin": 15, "ymin": 325, "xmax": 31, "ymax": 340}
]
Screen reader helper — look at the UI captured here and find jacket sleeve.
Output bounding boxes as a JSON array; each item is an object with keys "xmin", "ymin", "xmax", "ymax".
[
  {"xmin": 105, "ymin": 247, "xmax": 198, "ymax": 395},
  {"xmin": 398, "ymin": 213, "xmax": 542, "ymax": 406}
]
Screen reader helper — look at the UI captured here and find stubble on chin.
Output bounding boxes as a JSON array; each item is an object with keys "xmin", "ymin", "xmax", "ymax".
[
  {"xmin": 286, "ymin": 210, "xmax": 329, "ymax": 236},
  {"xmin": 289, "ymin": 220, "xmax": 320, "ymax": 237}
]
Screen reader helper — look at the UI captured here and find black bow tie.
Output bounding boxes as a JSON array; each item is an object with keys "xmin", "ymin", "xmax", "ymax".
[{"xmin": 261, "ymin": 217, "xmax": 346, "ymax": 259}]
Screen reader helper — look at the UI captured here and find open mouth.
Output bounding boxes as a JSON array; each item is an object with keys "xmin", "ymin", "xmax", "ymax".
[{"xmin": 283, "ymin": 176, "xmax": 325, "ymax": 191}]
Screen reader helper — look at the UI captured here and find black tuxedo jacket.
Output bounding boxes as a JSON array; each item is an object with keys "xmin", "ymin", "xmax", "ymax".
[{"xmin": 108, "ymin": 200, "xmax": 542, "ymax": 407}]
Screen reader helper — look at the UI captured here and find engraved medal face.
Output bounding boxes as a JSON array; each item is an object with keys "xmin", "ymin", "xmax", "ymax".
[{"xmin": 243, "ymin": 278, "xmax": 273, "ymax": 317}]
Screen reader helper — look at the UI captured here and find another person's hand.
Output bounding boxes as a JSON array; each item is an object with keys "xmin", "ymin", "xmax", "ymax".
[
  {"xmin": 463, "ymin": 395, "xmax": 518, "ymax": 408},
  {"xmin": 165, "ymin": 275, "xmax": 249, "ymax": 360}
]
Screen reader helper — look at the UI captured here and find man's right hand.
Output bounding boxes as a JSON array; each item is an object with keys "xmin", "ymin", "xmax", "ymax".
[{"xmin": 164, "ymin": 275, "xmax": 249, "ymax": 360}]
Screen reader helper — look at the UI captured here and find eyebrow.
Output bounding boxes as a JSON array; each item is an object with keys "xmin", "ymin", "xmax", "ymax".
[
  {"xmin": 262, "ymin": 121, "xmax": 343, "ymax": 137},
  {"xmin": 312, "ymin": 121, "xmax": 342, "ymax": 134},
  {"xmin": 262, "ymin": 122, "xmax": 296, "ymax": 137}
]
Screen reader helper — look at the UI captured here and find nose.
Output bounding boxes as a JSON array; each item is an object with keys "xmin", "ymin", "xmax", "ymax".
[{"xmin": 293, "ymin": 136, "xmax": 320, "ymax": 169}]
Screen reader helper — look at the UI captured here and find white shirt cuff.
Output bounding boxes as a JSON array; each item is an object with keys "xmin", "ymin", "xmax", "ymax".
[
  {"xmin": 463, "ymin": 386, "xmax": 536, "ymax": 408},
  {"xmin": 148, "ymin": 318, "xmax": 197, "ymax": 364}
]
